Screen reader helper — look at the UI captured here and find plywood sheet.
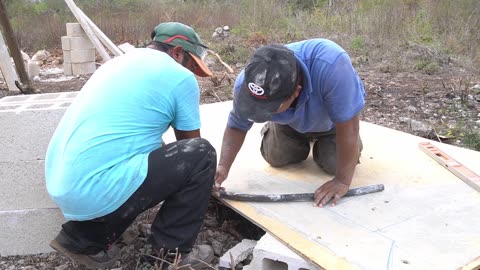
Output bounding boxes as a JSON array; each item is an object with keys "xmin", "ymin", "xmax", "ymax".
[{"xmin": 165, "ymin": 101, "xmax": 480, "ymax": 270}]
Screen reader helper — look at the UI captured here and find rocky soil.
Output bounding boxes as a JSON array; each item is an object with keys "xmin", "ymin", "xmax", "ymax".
[{"xmin": 0, "ymin": 45, "xmax": 478, "ymax": 270}]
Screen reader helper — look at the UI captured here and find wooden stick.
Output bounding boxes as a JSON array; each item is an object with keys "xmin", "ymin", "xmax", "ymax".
[
  {"xmin": 206, "ymin": 49, "xmax": 234, "ymax": 73},
  {"xmin": 0, "ymin": 1, "xmax": 32, "ymax": 92},
  {"xmin": 75, "ymin": 7, "xmax": 123, "ymax": 57},
  {"xmin": 0, "ymin": 31, "xmax": 18, "ymax": 91}
]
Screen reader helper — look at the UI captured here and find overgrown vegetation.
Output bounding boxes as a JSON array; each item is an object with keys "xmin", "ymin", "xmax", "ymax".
[
  {"xmin": 4, "ymin": 0, "xmax": 480, "ymax": 68},
  {"xmin": 2, "ymin": 0, "xmax": 479, "ymax": 150}
]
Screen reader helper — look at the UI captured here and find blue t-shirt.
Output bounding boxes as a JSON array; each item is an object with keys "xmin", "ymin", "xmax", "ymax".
[
  {"xmin": 45, "ymin": 48, "xmax": 201, "ymax": 221},
  {"xmin": 228, "ymin": 39, "xmax": 365, "ymax": 132}
]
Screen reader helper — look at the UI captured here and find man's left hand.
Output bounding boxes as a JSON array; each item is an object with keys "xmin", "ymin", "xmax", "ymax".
[{"xmin": 314, "ymin": 178, "xmax": 350, "ymax": 207}]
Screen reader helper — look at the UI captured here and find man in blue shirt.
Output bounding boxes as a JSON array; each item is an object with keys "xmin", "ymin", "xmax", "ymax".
[
  {"xmin": 215, "ymin": 40, "xmax": 365, "ymax": 207},
  {"xmin": 46, "ymin": 22, "xmax": 216, "ymax": 269}
]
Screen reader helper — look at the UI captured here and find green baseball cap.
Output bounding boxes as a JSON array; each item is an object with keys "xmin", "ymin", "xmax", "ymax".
[{"xmin": 152, "ymin": 22, "xmax": 212, "ymax": 77}]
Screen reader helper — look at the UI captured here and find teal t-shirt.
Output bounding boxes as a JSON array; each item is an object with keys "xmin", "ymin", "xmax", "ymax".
[{"xmin": 45, "ymin": 48, "xmax": 201, "ymax": 221}]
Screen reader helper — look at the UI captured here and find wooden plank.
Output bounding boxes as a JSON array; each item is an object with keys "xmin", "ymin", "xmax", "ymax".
[
  {"xmin": 0, "ymin": 31, "xmax": 18, "ymax": 91},
  {"xmin": 419, "ymin": 142, "xmax": 480, "ymax": 192},
  {"xmin": 162, "ymin": 101, "xmax": 480, "ymax": 270},
  {"xmin": 0, "ymin": 0, "xmax": 32, "ymax": 93},
  {"xmin": 462, "ymin": 256, "xmax": 480, "ymax": 270},
  {"xmin": 64, "ymin": 0, "xmax": 111, "ymax": 62},
  {"xmin": 74, "ymin": 6, "xmax": 123, "ymax": 57}
]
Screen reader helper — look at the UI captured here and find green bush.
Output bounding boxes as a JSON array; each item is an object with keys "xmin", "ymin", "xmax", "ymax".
[{"xmin": 351, "ymin": 36, "xmax": 363, "ymax": 50}]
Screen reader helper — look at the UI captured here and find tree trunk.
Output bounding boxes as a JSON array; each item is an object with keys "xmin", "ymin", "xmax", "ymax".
[{"xmin": 0, "ymin": 0, "xmax": 34, "ymax": 94}]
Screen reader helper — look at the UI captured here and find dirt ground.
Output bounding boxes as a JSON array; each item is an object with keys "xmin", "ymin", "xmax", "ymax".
[{"xmin": 0, "ymin": 47, "xmax": 479, "ymax": 269}]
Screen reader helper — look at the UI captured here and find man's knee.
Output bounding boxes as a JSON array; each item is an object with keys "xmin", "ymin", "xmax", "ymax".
[
  {"xmin": 313, "ymin": 135, "xmax": 337, "ymax": 175},
  {"xmin": 261, "ymin": 124, "xmax": 309, "ymax": 167},
  {"xmin": 182, "ymin": 138, "xmax": 216, "ymax": 183},
  {"xmin": 181, "ymin": 138, "xmax": 216, "ymax": 161},
  {"xmin": 313, "ymin": 135, "xmax": 363, "ymax": 175}
]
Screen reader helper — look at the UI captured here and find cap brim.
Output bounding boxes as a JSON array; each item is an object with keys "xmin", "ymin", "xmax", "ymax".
[
  {"xmin": 233, "ymin": 82, "xmax": 284, "ymax": 123},
  {"xmin": 189, "ymin": 53, "xmax": 213, "ymax": 77}
]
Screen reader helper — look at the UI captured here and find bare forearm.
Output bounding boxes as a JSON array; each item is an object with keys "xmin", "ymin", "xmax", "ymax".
[
  {"xmin": 335, "ymin": 115, "xmax": 361, "ymax": 186},
  {"xmin": 218, "ymin": 126, "xmax": 247, "ymax": 171}
]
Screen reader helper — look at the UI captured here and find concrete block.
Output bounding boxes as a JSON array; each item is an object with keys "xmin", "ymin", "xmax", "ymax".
[
  {"xmin": 72, "ymin": 61, "xmax": 96, "ymax": 75},
  {"xmin": 0, "ymin": 92, "xmax": 78, "ymax": 112},
  {"xmin": 0, "ymin": 109, "xmax": 66, "ymax": 162},
  {"xmin": 27, "ymin": 60, "xmax": 40, "ymax": 78},
  {"xmin": 244, "ymin": 234, "xmax": 323, "ymax": 270},
  {"xmin": 63, "ymin": 49, "xmax": 96, "ymax": 63},
  {"xmin": 0, "ymin": 93, "xmax": 76, "ymax": 256},
  {"xmin": 61, "ymin": 36, "xmax": 94, "ymax": 50},
  {"xmin": 61, "ymin": 36, "xmax": 70, "ymax": 50},
  {"xmin": 219, "ymin": 239, "xmax": 257, "ymax": 268},
  {"xmin": 66, "ymin": 22, "xmax": 85, "ymax": 37},
  {"xmin": 64, "ymin": 62, "xmax": 73, "ymax": 76},
  {"xmin": 0, "ymin": 160, "xmax": 55, "ymax": 210},
  {"xmin": 0, "ymin": 208, "xmax": 65, "ymax": 256}
]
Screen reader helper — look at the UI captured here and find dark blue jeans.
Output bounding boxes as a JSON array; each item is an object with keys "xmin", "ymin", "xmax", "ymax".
[{"xmin": 57, "ymin": 138, "xmax": 217, "ymax": 255}]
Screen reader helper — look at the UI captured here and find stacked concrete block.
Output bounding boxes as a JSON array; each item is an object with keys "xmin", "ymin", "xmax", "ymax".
[
  {"xmin": 62, "ymin": 23, "xmax": 96, "ymax": 75},
  {"xmin": 243, "ymin": 233, "xmax": 323, "ymax": 270},
  {"xmin": 0, "ymin": 93, "xmax": 78, "ymax": 256}
]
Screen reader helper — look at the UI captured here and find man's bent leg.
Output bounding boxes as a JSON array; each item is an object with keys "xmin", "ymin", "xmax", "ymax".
[
  {"xmin": 312, "ymin": 134, "xmax": 363, "ymax": 175},
  {"xmin": 147, "ymin": 138, "xmax": 216, "ymax": 252},
  {"xmin": 54, "ymin": 138, "xmax": 216, "ymax": 256},
  {"xmin": 260, "ymin": 122, "xmax": 310, "ymax": 167}
]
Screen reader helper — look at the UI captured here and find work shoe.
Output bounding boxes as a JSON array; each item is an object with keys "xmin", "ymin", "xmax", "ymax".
[
  {"xmin": 49, "ymin": 239, "xmax": 120, "ymax": 269},
  {"xmin": 144, "ymin": 245, "xmax": 214, "ymax": 270}
]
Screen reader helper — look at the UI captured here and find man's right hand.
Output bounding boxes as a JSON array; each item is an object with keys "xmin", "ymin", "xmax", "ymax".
[
  {"xmin": 212, "ymin": 165, "xmax": 228, "ymax": 197},
  {"xmin": 214, "ymin": 165, "xmax": 229, "ymax": 189}
]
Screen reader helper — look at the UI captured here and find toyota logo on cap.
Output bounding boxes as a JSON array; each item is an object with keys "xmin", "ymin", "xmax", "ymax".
[{"xmin": 248, "ymin": 83, "xmax": 267, "ymax": 99}]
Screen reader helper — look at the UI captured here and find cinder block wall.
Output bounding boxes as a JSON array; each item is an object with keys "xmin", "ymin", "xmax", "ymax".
[{"xmin": 0, "ymin": 92, "xmax": 78, "ymax": 256}]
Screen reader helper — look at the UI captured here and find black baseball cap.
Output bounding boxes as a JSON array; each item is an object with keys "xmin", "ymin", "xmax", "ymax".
[{"xmin": 234, "ymin": 44, "xmax": 297, "ymax": 123}]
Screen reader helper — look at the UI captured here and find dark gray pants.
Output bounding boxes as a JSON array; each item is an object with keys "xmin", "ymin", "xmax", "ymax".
[
  {"xmin": 57, "ymin": 138, "xmax": 217, "ymax": 255},
  {"xmin": 260, "ymin": 122, "xmax": 362, "ymax": 174}
]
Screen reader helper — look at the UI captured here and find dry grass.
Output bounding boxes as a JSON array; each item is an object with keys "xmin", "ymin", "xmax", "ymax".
[{"xmin": 7, "ymin": 0, "xmax": 480, "ymax": 69}]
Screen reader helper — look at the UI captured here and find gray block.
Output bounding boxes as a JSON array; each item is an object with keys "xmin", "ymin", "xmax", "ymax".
[
  {"xmin": 0, "ymin": 160, "xmax": 56, "ymax": 210},
  {"xmin": 0, "ymin": 208, "xmax": 65, "ymax": 256},
  {"xmin": 0, "ymin": 94, "xmax": 73, "ymax": 256},
  {"xmin": 66, "ymin": 22, "xmax": 86, "ymax": 37},
  {"xmin": 61, "ymin": 36, "xmax": 94, "ymax": 50},
  {"xmin": 0, "ymin": 109, "xmax": 66, "ymax": 162},
  {"xmin": 72, "ymin": 62, "xmax": 96, "ymax": 75},
  {"xmin": 219, "ymin": 239, "xmax": 257, "ymax": 268},
  {"xmin": 63, "ymin": 49, "xmax": 96, "ymax": 63}
]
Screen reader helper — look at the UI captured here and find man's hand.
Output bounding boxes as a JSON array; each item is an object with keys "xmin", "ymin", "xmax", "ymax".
[
  {"xmin": 314, "ymin": 178, "xmax": 350, "ymax": 207},
  {"xmin": 212, "ymin": 165, "xmax": 229, "ymax": 197}
]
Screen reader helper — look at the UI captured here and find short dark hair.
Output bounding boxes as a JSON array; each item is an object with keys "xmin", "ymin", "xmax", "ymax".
[{"xmin": 147, "ymin": 40, "xmax": 174, "ymax": 53}]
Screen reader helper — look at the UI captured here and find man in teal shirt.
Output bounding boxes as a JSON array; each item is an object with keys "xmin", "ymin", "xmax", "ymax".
[{"xmin": 46, "ymin": 22, "xmax": 216, "ymax": 269}]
